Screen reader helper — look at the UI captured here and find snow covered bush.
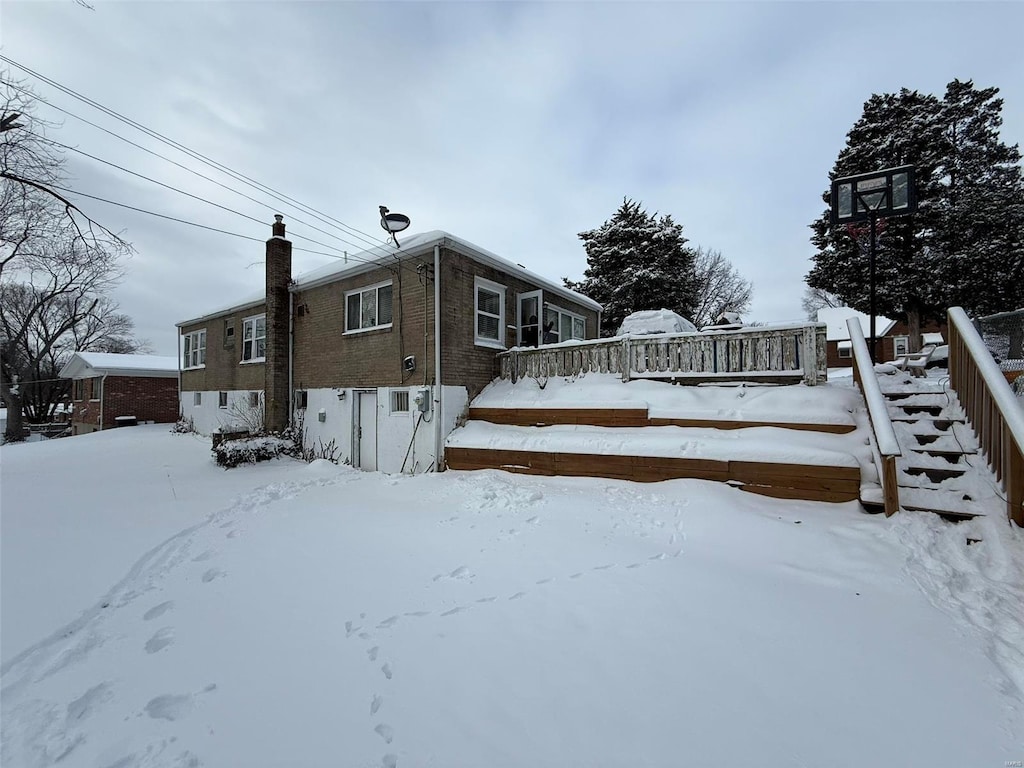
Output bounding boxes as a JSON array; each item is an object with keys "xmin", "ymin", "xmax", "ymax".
[
  {"xmin": 213, "ymin": 435, "xmax": 296, "ymax": 469},
  {"xmin": 171, "ymin": 416, "xmax": 196, "ymax": 434}
]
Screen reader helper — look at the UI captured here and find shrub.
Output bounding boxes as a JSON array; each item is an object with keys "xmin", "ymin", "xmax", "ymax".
[
  {"xmin": 214, "ymin": 435, "xmax": 295, "ymax": 469},
  {"xmin": 171, "ymin": 416, "xmax": 197, "ymax": 434}
]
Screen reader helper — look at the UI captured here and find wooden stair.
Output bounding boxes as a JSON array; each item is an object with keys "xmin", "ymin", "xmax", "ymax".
[
  {"xmin": 449, "ymin": 405, "xmax": 863, "ymax": 504},
  {"xmin": 879, "ymin": 384, "xmax": 986, "ymax": 519}
]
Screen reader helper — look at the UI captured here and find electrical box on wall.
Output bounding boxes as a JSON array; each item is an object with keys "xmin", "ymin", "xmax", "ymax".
[
  {"xmin": 318, "ymin": 408, "xmax": 326, "ymax": 423},
  {"xmin": 413, "ymin": 387, "xmax": 431, "ymax": 413}
]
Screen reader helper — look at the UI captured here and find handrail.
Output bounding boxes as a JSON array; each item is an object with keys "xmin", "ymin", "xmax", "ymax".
[
  {"xmin": 947, "ymin": 307, "xmax": 1024, "ymax": 526},
  {"xmin": 498, "ymin": 323, "xmax": 828, "ymax": 386},
  {"xmin": 847, "ymin": 318, "xmax": 902, "ymax": 516}
]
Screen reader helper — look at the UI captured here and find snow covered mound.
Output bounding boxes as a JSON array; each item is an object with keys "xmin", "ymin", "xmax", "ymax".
[{"xmin": 616, "ymin": 309, "xmax": 697, "ymax": 336}]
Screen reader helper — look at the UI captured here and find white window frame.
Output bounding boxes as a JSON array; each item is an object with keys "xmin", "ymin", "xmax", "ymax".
[
  {"xmin": 837, "ymin": 343, "xmax": 852, "ymax": 359},
  {"xmin": 344, "ymin": 280, "xmax": 394, "ymax": 334},
  {"xmin": 893, "ymin": 335, "xmax": 910, "ymax": 358},
  {"xmin": 542, "ymin": 304, "xmax": 586, "ymax": 345},
  {"xmin": 218, "ymin": 391, "xmax": 228, "ymax": 409},
  {"xmin": 241, "ymin": 314, "xmax": 267, "ymax": 363},
  {"xmin": 389, "ymin": 389, "xmax": 410, "ymax": 415},
  {"xmin": 474, "ymin": 277, "xmax": 506, "ymax": 349},
  {"xmin": 183, "ymin": 329, "xmax": 206, "ymax": 369}
]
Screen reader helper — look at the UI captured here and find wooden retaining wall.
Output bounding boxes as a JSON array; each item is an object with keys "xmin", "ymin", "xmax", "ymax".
[{"xmin": 446, "ymin": 447, "xmax": 861, "ymax": 503}]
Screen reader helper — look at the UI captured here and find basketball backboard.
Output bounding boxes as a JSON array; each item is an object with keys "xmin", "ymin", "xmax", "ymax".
[{"xmin": 830, "ymin": 166, "xmax": 916, "ymax": 225}]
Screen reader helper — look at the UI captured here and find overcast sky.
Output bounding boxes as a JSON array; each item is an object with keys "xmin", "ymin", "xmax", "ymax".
[{"xmin": 2, "ymin": 1, "xmax": 1022, "ymax": 356}]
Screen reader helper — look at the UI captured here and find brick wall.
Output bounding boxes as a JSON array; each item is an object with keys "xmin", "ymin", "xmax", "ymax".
[
  {"xmin": 70, "ymin": 375, "xmax": 179, "ymax": 432},
  {"xmin": 179, "ymin": 302, "xmax": 266, "ymax": 393},
  {"xmin": 439, "ymin": 251, "xmax": 599, "ymax": 400},
  {"xmin": 265, "ymin": 218, "xmax": 291, "ymax": 432},
  {"xmin": 292, "ymin": 260, "xmax": 437, "ymax": 391}
]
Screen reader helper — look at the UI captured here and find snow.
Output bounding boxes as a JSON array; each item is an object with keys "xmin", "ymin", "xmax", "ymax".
[
  {"xmin": 817, "ymin": 306, "xmax": 896, "ymax": 341},
  {"xmin": 2, "ymin": 427, "xmax": 1023, "ymax": 767},
  {"xmin": 472, "ymin": 373, "xmax": 861, "ymax": 426},
  {"xmin": 615, "ymin": 309, "xmax": 697, "ymax": 336}
]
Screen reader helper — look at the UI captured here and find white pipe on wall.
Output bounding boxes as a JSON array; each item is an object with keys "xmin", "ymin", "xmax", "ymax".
[{"xmin": 433, "ymin": 244, "xmax": 442, "ymax": 471}]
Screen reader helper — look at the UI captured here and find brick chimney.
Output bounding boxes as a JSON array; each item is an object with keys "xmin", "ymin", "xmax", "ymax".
[{"xmin": 265, "ymin": 214, "xmax": 292, "ymax": 433}]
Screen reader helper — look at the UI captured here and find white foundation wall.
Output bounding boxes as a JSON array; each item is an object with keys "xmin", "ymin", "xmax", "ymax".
[
  {"xmin": 179, "ymin": 390, "xmax": 261, "ymax": 436},
  {"xmin": 295, "ymin": 385, "xmax": 469, "ymax": 474}
]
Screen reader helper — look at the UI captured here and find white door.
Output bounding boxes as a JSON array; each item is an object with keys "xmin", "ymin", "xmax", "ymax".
[
  {"xmin": 356, "ymin": 391, "xmax": 377, "ymax": 471},
  {"xmin": 517, "ymin": 290, "xmax": 542, "ymax": 347}
]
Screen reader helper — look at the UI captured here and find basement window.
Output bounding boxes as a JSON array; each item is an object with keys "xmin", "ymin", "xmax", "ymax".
[
  {"xmin": 248, "ymin": 391, "xmax": 261, "ymax": 409},
  {"xmin": 390, "ymin": 390, "xmax": 410, "ymax": 414},
  {"xmin": 838, "ymin": 342, "xmax": 852, "ymax": 359},
  {"xmin": 194, "ymin": 392, "xmax": 202, "ymax": 407},
  {"xmin": 219, "ymin": 391, "xmax": 228, "ymax": 409}
]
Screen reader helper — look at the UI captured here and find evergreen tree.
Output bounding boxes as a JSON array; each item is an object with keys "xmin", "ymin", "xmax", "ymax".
[
  {"xmin": 807, "ymin": 81, "xmax": 1024, "ymax": 337},
  {"xmin": 566, "ymin": 198, "xmax": 698, "ymax": 336}
]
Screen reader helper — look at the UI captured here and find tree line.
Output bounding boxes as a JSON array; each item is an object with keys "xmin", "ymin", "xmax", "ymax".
[{"xmin": 1, "ymin": 76, "xmax": 143, "ymax": 442}]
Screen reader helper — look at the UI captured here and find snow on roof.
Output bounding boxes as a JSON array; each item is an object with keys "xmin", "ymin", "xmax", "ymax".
[
  {"xmin": 178, "ymin": 230, "xmax": 601, "ymax": 327},
  {"xmin": 60, "ymin": 352, "xmax": 179, "ymax": 379},
  {"xmin": 817, "ymin": 307, "xmax": 896, "ymax": 342},
  {"xmin": 176, "ymin": 291, "xmax": 265, "ymax": 328}
]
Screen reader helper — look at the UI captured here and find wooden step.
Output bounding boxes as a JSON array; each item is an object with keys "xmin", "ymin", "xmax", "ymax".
[
  {"xmin": 895, "ymin": 487, "xmax": 986, "ymax": 519},
  {"xmin": 901, "ymin": 466, "xmax": 967, "ymax": 483}
]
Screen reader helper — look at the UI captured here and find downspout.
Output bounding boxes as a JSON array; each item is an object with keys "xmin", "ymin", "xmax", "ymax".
[
  {"xmin": 98, "ymin": 373, "xmax": 108, "ymax": 431},
  {"xmin": 433, "ymin": 244, "xmax": 443, "ymax": 471}
]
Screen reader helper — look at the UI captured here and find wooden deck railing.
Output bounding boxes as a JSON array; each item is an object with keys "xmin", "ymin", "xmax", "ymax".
[
  {"xmin": 948, "ymin": 307, "xmax": 1024, "ymax": 526},
  {"xmin": 847, "ymin": 318, "xmax": 901, "ymax": 516},
  {"xmin": 498, "ymin": 323, "xmax": 828, "ymax": 386}
]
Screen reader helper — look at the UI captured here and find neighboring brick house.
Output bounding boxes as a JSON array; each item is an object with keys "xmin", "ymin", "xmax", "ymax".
[
  {"xmin": 817, "ymin": 307, "xmax": 946, "ymax": 367},
  {"xmin": 176, "ymin": 217, "xmax": 601, "ymax": 473},
  {"xmin": 60, "ymin": 352, "xmax": 180, "ymax": 435}
]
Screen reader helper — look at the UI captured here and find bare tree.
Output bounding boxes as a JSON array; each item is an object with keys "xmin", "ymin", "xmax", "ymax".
[
  {"xmin": 1, "ymin": 76, "xmax": 135, "ymax": 441},
  {"xmin": 801, "ymin": 287, "xmax": 842, "ymax": 321},
  {"xmin": 690, "ymin": 247, "xmax": 753, "ymax": 329}
]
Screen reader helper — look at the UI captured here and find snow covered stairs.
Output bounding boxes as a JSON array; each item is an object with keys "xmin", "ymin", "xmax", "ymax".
[{"xmin": 880, "ymin": 384, "xmax": 993, "ymax": 519}]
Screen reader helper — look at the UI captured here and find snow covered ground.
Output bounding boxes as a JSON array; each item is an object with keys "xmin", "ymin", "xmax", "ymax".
[{"xmin": 2, "ymin": 426, "xmax": 1023, "ymax": 767}]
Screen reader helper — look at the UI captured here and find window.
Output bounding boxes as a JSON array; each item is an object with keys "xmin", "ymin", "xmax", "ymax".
[
  {"xmin": 219, "ymin": 391, "xmax": 228, "ymax": 409},
  {"xmin": 194, "ymin": 392, "xmax": 202, "ymax": 406},
  {"xmin": 224, "ymin": 320, "xmax": 235, "ymax": 348},
  {"xmin": 295, "ymin": 390, "xmax": 308, "ymax": 409},
  {"xmin": 241, "ymin": 315, "xmax": 266, "ymax": 362},
  {"xmin": 183, "ymin": 329, "xmax": 206, "ymax": 368},
  {"xmin": 73, "ymin": 379, "xmax": 85, "ymax": 401},
  {"xmin": 390, "ymin": 389, "xmax": 410, "ymax": 414},
  {"xmin": 893, "ymin": 335, "xmax": 910, "ymax": 358},
  {"xmin": 838, "ymin": 343, "xmax": 852, "ymax": 359},
  {"xmin": 345, "ymin": 281, "xmax": 393, "ymax": 333},
  {"xmin": 542, "ymin": 305, "xmax": 586, "ymax": 345},
  {"xmin": 248, "ymin": 391, "xmax": 261, "ymax": 408},
  {"xmin": 474, "ymin": 277, "xmax": 506, "ymax": 348},
  {"xmin": 90, "ymin": 377, "xmax": 102, "ymax": 402}
]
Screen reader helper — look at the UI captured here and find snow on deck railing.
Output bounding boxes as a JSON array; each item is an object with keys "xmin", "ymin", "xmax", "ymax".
[
  {"xmin": 498, "ymin": 324, "xmax": 828, "ymax": 386},
  {"xmin": 948, "ymin": 306, "xmax": 1024, "ymax": 526},
  {"xmin": 847, "ymin": 318, "xmax": 901, "ymax": 517}
]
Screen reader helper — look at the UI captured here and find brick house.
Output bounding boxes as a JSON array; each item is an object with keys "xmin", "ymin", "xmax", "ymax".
[
  {"xmin": 60, "ymin": 352, "xmax": 180, "ymax": 435},
  {"xmin": 176, "ymin": 218, "xmax": 601, "ymax": 473},
  {"xmin": 817, "ymin": 307, "xmax": 947, "ymax": 368}
]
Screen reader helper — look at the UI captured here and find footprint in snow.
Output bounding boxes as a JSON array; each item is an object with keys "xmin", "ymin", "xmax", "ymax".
[
  {"xmin": 592, "ymin": 564, "xmax": 615, "ymax": 571},
  {"xmin": 371, "ymin": 694, "xmax": 384, "ymax": 715},
  {"xmin": 382, "ymin": 755, "xmax": 398, "ymax": 768},
  {"xmin": 403, "ymin": 611, "xmax": 430, "ymax": 618},
  {"xmin": 536, "ymin": 577, "xmax": 554, "ymax": 585},
  {"xmin": 626, "ymin": 563, "xmax": 642, "ymax": 569},
  {"xmin": 201, "ymin": 568, "xmax": 225, "ymax": 583},
  {"xmin": 374, "ymin": 724, "xmax": 395, "ymax": 744},
  {"xmin": 569, "ymin": 572, "xmax": 583, "ymax": 579},
  {"xmin": 66, "ymin": 682, "xmax": 113, "ymax": 723},
  {"xmin": 144, "ymin": 627, "xmax": 174, "ymax": 654},
  {"xmin": 441, "ymin": 606, "xmax": 468, "ymax": 617},
  {"xmin": 226, "ymin": 530, "xmax": 241, "ymax": 539},
  {"xmin": 345, "ymin": 621, "xmax": 361, "ymax": 638},
  {"xmin": 476, "ymin": 596, "xmax": 497, "ymax": 603},
  {"xmin": 508, "ymin": 592, "xmax": 526, "ymax": 601},
  {"xmin": 367, "ymin": 646, "xmax": 379, "ymax": 661},
  {"xmin": 191, "ymin": 550, "xmax": 215, "ymax": 562},
  {"xmin": 377, "ymin": 616, "xmax": 400, "ymax": 629},
  {"xmin": 144, "ymin": 693, "xmax": 193, "ymax": 722},
  {"xmin": 649, "ymin": 553, "xmax": 666, "ymax": 561},
  {"xmin": 143, "ymin": 601, "xmax": 174, "ymax": 621},
  {"xmin": 381, "ymin": 663, "xmax": 393, "ymax": 680}
]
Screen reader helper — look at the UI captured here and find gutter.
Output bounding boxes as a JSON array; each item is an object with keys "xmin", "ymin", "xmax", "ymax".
[
  {"xmin": 98, "ymin": 373, "xmax": 108, "ymax": 431},
  {"xmin": 434, "ymin": 244, "xmax": 443, "ymax": 471}
]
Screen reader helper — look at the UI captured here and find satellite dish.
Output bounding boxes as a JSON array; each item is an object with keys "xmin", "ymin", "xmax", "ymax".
[{"xmin": 379, "ymin": 206, "xmax": 411, "ymax": 234}]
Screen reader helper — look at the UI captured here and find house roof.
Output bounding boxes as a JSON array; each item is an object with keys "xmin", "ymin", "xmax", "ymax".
[
  {"xmin": 60, "ymin": 352, "xmax": 180, "ymax": 380},
  {"xmin": 816, "ymin": 307, "xmax": 897, "ymax": 342},
  {"xmin": 177, "ymin": 230, "xmax": 601, "ymax": 327}
]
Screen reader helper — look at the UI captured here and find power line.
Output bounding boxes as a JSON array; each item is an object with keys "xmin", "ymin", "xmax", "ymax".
[
  {"xmin": 0, "ymin": 56, "xmax": 391, "ymax": 250},
  {"xmin": 7, "ymin": 89, "xmax": 388, "ymax": 255}
]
